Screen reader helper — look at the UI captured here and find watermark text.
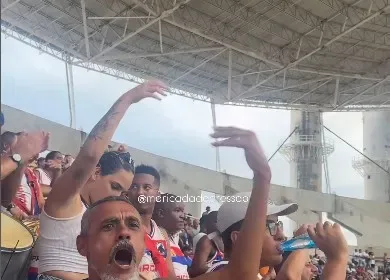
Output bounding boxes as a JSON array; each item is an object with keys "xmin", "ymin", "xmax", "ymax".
[{"xmin": 137, "ymin": 194, "xmax": 249, "ymax": 204}]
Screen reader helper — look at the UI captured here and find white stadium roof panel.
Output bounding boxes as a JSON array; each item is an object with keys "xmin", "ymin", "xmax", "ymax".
[{"xmin": 1, "ymin": 0, "xmax": 389, "ymax": 111}]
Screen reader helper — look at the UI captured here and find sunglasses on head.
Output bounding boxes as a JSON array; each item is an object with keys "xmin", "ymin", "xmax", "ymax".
[
  {"xmin": 115, "ymin": 151, "xmax": 134, "ymax": 166},
  {"xmin": 101, "ymin": 151, "xmax": 135, "ymax": 170}
]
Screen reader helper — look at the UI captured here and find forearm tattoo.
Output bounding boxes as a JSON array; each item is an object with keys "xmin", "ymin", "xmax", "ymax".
[{"xmin": 87, "ymin": 96, "xmax": 125, "ymax": 142}]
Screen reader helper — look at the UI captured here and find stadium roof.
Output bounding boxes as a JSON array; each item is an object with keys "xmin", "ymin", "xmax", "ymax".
[{"xmin": 1, "ymin": 0, "xmax": 390, "ymax": 111}]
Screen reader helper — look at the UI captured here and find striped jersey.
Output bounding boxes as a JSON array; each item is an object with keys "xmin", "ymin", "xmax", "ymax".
[
  {"xmin": 170, "ymin": 235, "xmax": 191, "ymax": 279},
  {"xmin": 139, "ymin": 219, "xmax": 168, "ymax": 279}
]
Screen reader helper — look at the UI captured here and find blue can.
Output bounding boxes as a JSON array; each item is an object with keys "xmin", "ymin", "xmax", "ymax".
[{"xmin": 280, "ymin": 234, "xmax": 317, "ymax": 252}]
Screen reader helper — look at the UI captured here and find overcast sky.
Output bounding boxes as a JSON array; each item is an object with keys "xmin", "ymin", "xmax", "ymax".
[{"xmin": 1, "ymin": 35, "xmax": 365, "ymax": 242}]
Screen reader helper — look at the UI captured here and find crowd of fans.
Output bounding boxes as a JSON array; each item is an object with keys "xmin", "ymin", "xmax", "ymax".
[{"xmin": 1, "ymin": 80, "xmax": 388, "ymax": 280}]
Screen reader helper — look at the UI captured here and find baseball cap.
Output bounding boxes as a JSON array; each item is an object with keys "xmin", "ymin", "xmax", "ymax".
[{"xmin": 217, "ymin": 192, "xmax": 298, "ymax": 233}]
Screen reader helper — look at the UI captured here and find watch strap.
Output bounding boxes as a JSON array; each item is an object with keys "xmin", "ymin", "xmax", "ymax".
[
  {"xmin": 6, "ymin": 203, "xmax": 15, "ymax": 212},
  {"xmin": 10, "ymin": 154, "xmax": 23, "ymax": 167}
]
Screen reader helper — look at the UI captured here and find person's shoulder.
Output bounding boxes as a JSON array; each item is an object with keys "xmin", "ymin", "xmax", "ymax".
[{"xmin": 199, "ymin": 234, "xmax": 212, "ymax": 245}]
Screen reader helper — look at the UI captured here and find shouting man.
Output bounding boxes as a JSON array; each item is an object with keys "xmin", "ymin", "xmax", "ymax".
[{"xmin": 77, "ymin": 126, "xmax": 277, "ymax": 280}]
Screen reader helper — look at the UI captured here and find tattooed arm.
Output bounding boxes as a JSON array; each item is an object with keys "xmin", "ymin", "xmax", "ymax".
[{"xmin": 45, "ymin": 81, "xmax": 167, "ymax": 218}]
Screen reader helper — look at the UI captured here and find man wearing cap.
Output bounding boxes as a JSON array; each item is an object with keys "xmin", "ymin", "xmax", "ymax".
[{"xmin": 207, "ymin": 193, "xmax": 298, "ymax": 279}]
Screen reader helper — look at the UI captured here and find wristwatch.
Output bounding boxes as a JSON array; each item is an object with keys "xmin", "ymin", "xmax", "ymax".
[
  {"xmin": 10, "ymin": 153, "xmax": 23, "ymax": 167},
  {"xmin": 6, "ymin": 203, "xmax": 15, "ymax": 212}
]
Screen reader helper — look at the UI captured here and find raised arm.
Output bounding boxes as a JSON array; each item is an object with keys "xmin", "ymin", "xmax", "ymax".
[
  {"xmin": 1, "ymin": 131, "xmax": 49, "ymax": 198},
  {"xmin": 191, "ymin": 127, "xmax": 271, "ymax": 280},
  {"xmin": 1, "ymin": 132, "xmax": 49, "ymax": 180},
  {"xmin": 1, "ymin": 164, "xmax": 26, "ymax": 206},
  {"xmin": 275, "ymin": 250, "xmax": 309, "ymax": 280},
  {"xmin": 45, "ymin": 81, "xmax": 167, "ymax": 218},
  {"xmin": 275, "ymin": 224, "xmax": 311, "ymax": 280},
  {"xmin": 1, "ymin": 156, "xmax": 20, "ymax": 181},
  {"xmin": 308, "ymin": 222, "xmax": 349, "ymax": 280}
]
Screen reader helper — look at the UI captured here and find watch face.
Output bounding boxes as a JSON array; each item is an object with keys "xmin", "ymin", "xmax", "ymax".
[{"xmin": 13, "ymin": 154, "xmax": 22, "ymax": 162}]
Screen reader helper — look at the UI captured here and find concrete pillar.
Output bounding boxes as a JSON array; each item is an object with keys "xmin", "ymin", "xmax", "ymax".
[
  {"xmin": 290, "ymin": 111, "xmax": 323, "ymax": 192},
  {"xmin": 362, "ymin": 111, "xmax": 390, "ymax": 202}
]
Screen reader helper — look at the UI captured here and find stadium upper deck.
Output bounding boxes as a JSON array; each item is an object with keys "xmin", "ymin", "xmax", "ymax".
[{"xmin": 1, "ymin": 0, "xmax": 389, "ymax": 111}]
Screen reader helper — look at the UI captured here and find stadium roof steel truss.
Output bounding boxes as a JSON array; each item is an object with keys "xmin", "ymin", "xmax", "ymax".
[{"xmin": 1, "ymin": 0, "xmax": 390, "ymax": 111}]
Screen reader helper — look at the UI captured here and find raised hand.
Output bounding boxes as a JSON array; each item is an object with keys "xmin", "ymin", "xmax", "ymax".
[
  {"xmin": 210, "ymin": 126, "xmax": 271, "ymax": 183},
  {"xmin": 127, "ymin": 80, "xmax": 168, "ymax": 103},
  {"xmin": 294, "ymin": 224, "xmax": 310, "ymax": 237},
  {"xmin": 307, "ymin": 222, "xmax": 348, "ymax": 261},
  {"xmin": 12, "ymin": 131, "xmax": 50, "ymax": 161}
]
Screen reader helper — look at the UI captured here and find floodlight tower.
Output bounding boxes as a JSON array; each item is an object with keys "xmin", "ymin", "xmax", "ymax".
[
  {"xmin": 280, "ymin": 111, "xmax": 335, "ymax": 193},
  {"xmin": 352, "ymin": 111, "xmax": 390, "ymax": 202}
]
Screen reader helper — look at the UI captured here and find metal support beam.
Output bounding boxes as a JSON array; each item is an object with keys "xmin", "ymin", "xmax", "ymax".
[
  {"xmin": 367, "ymin": 0, "xmax": 373, "ymax": 15},
  {"xmin": 158, "ymin": 20, "xmax": 163, "ymax": 53},
  {"xmin": 280, "ymin": 0, "xmax": 365, "ymax": 52},
  {"xmin": 163, "ymin": 21, "xmax": 281, "ymax": 68},
  {"xmin": 123, "ymin": 18, "xmax": 129, "ymax": 37},
  {"xmin": 1, "ymin": 0, "xmax": 21, "ymax": 14},
  {"xmin": 228, "ymin": 49, "xmax": 232, "ymax": 100},
  {"xmin": 80, "ymin": 0, "xmax": 90, "ymax": 58},
  {"xmin": 352, "ymin": 91, "xmax": 390, "ymax": 105},
  {"xmin": 242, "ymin": 77, "xmax": 331, "ymax": 100},
  {"xmin": 233, "ymin": 4, "xmax": 390, "ymax": 101},
  {"xmin": 91, "ymin": 0, "xmax": 193, "ymax": 61},
  {"xmin": 233, "ymin": 69, "xmax": 277, "ymax": 78},
  {"xmin": 131, "ymin": 0, "xmax": 282, "ymax": 68},
  {"xmin": 317, "ymin": 28, "xmax": 324, "ymax": 46},
  {"xmin": 341, "ymin": 17, "xmax": 348, "ymax": 32},
  {"xmin": 94, "ymin": 47, "xmax": 225, "ymax": 61},
  {"xmin": 296, "ymin": 38, "xmax": 302, "ymax": 60},
  {"xmin": 336, "ymin": 76, "xmax": 390, "ymax": 108},
  {"xmin": 99, "ymin": 26, "xmax": 108, "ymax": 52},
  {"xmin": 76, "ymin": 5, "xmax": 140, "ymax": 51},
  {"xmin": 333, "ymin": 77, "xmax": 340, "ymax": 107},
  {"xmin": 88, "ymin": 16, "xmax": 155, "ymax": 20},
  {"xmin": 210, "ymin": 99, "xmax": 220, "ymax": 172},
  {"xmin": 65, "ymin": 57, "xmax": 76, "ymax": 129},
  {"xmin": 171, "ymin": 49, "xmax": 226, "ymax": 84},
  {"xmin": 289, "ymin": 79, "xmax": 332, "ymax": 105},
  {"xmin": 290, "ymin": 68, "xmax": 381, "ymax": 81}
]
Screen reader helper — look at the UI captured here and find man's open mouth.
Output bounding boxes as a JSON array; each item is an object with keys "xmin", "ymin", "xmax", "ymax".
[
  {"xmin": 110, "ymin": 240, "xmax": 136, "ymax": 269},
  {"xmin": 114, "ymin": 248, "xmax": 133, "ymax": 267}
]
